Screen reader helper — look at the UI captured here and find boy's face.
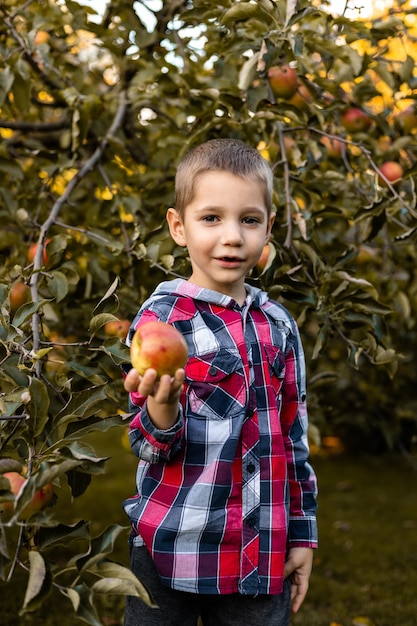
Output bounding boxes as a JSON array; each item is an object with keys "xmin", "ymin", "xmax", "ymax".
[{"xmin": 167, "ymin": 170, "xmax": 275, "ymax": 304}]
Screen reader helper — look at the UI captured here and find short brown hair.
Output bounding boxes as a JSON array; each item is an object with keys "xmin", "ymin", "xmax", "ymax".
[{"xmin": 174, "ymin": 138, "xmax": 273, "ymax": 217}]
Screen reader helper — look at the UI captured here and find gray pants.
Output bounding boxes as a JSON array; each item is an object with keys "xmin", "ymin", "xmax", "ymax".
[{"xmin": 124, "ymin": 546, "xmax": 291, "ymax": 626}]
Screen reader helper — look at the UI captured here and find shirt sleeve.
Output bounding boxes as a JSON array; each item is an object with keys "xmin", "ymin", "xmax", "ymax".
[{"xmin": 280, "ymin": 322, "xmax": 318, "ymax": 548}]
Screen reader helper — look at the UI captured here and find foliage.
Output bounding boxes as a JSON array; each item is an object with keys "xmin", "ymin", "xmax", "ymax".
[{"xmin": 0, "ymin": 0, "xmax": 416, "ymax": 621}]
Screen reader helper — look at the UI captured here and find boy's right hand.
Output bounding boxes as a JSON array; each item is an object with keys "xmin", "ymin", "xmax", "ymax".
[{"xmin": 124, "ymin": 367, "xmax": 185, "ymax": 429}]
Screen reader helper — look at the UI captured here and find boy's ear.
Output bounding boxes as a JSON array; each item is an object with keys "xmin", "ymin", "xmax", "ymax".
[
  {"xmin": 266, "ymin": 212, "xmax": 276, "ymax": 243},
  {"xmin": 166, "ymin": 208, "xmax": 186, "ymax": 247}
]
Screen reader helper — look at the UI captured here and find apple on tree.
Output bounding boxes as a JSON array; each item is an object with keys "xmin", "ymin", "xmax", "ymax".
[
  {"xmin": 27, "ymin": 238, "xmax": 51, "ymax": 265},
  {"xmin": 320, "ymin": 135, "xmax": 343, "ymax": 159},
  {"xmin": 10, "ymin": 280, "xmax": 29, "ymax": 313},
  {"xmin": 341, "ymin": 107, "xmax": 372, "ymax": 133},
  {"xmin": 0, "ymin": 472, "xmax": 54, "ymax": 521},
  {"xmin": 130, "ymin": 321, "xmax": 188, "ymax": 378},
  {"xmin": 104, "ymin": 318, "xmax": 131, "ymax": 339},
  {"xmin": 378, "ymin": 161, "xmax": 404, "ymax": 186},
  {"xmin": 267, "ymin": 65, "xmax": 298, "ymax": 100}
]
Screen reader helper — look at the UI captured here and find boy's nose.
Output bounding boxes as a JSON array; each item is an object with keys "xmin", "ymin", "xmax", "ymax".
[{"xmin": 220, "ymin": 222, "xmax": 244, "ymax": 245}]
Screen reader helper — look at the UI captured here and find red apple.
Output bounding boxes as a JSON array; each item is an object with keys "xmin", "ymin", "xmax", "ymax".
[
  {"xmin": 267, "ymin": 65, "xmax": 298, "ymax": 100},
  {"xmin": 27, "ymin": 238, "xmax": 50, "ymax": 265},
  {"xmin": 104, "ymin": 319, "xmax": 131, "ymax": 339},
  {"xmin": 378, "ymin": 161, "xmax": 404, "ymax": 186},
  {"xmin": 341, "ymin": 107, "xmax": 372, "ymax": 133},
  {"xmin": 320, "ymin": 135, "xmax": 343, "ymax": 158},
  {"xmin": 1, "ymin": 472, "xmax": 54, "ymax": 521},
  {"xmin": 130, "ymin": 321, "xmax": 188, "ymax": 377},
  {"xmin": 10, "ymin": 281, "xmax": 29, "ymax": 313}
]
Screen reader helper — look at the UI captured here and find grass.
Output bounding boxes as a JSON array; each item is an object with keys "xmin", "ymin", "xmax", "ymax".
[{"xmin": 1, "ymin": 430, "xmax": 417, "ymax": 626}]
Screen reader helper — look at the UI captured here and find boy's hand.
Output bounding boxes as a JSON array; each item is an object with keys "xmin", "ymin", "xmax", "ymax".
[
  {"xmin": 124, "ymin": 367, "xmax": 185, "ymax": 429},
  {"xmin": 284, "ymin": 547, "xmax": 313, "ymax": 614}
]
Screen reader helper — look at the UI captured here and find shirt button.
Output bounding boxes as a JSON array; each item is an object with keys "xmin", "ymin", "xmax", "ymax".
[
  {"xmin": 301, "ymin": 393, "xmax": 306, "ymax": 402},
  {"xmin": 247, "ymin": 463, "xmax": 255, "ymax": 473},
  {"xmin": 208, "ymin": 366, "xmax": 217, "ymax": 376},
  {"xmin": 246, "ymin": 409, "xmax": 254, "ymax": 418},
  {"xmin": 246, "ymin": 516, "xmax": 257, "ymax": 528}
]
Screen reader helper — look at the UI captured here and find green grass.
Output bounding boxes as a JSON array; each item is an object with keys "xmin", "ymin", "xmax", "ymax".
[
  {"xmin": 1, "ymin": 431, "xmax": 417, "ymax": 626},
  {"xmin": 293, "ymin": 453, "xmax": 417, "ymax": 626}
]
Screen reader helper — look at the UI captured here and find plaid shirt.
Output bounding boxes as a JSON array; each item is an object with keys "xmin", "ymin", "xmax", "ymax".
[{"xmin": 123, "ymin": 279, "xmax": 318, "ymax": 596}]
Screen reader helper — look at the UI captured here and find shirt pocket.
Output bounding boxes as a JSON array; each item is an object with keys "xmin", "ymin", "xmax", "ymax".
[
  {"xmin": 184, "ymin": 348, "xmax": 245, "ymax": 419},
  {"xmin": 264, "ymin": 344, "xmax": 286, "ymax": 398}
]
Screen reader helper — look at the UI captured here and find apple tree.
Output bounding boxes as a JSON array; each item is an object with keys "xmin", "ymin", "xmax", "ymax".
[{"xmin": 0, "ymin": 0, "xmax": 416, "ymax": 622}]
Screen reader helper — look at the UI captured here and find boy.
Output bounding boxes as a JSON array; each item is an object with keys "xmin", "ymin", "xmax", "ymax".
[{"xmin": 123, "ymin": 138, "xmax": 318, "ymax": 626}]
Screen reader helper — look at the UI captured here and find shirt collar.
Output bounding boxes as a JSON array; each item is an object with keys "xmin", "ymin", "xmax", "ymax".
[{"xmin": 153, "ymin": 279, "xmax": 269, "ymax": 310}]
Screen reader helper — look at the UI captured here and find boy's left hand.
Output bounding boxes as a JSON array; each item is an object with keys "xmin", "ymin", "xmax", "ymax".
[{"xmin": 284, "ymin": 547, "xmax": 314, "ymax": 614}]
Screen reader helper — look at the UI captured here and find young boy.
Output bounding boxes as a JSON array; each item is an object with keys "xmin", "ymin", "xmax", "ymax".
[{"xmin": 122, "ymin": 138, "xmax": 318, "ymax": 626}]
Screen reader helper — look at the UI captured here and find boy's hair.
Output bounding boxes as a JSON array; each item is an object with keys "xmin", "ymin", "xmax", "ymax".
[{"xmin": 174, "ymin": 138, "xmax": 274, "ymax": 217}]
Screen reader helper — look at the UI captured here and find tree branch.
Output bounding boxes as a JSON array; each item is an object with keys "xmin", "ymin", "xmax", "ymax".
[{"xmin": 29, "ymin": 90, "xmax": 128, "ymax": 358}]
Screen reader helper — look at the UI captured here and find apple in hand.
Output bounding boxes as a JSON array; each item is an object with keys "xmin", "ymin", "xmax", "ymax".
[
  {"xmin": 130, "ymin": 321, "xmax": 188, "ymax": 378},
  {"xmin": 0, "ymin": 472, "xmax": 54, "ymax": 521}
]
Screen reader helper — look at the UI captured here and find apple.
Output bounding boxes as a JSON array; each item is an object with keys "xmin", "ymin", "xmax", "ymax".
[
  {"xmin": 104, "ymin": 319, "xmax": 131, "ymax": 339},
  {"xmin": 287, "ymin": 82, "xmax": 312, "ymax": 111},
  {"xmin": 10, "ymin": 281, "xmax": 29, "ymax": 313},
  {"xmin": 27, "ymin": 238, "xmax": 51, "ymax": 265},
  {"xmin": 267, "ymin": 65, "xmax": 298, "ymax": 100},
  {"xmin": 256, "ymin": 244, "xmax": 270, "ymax": 272},
  {"xmin": 378, "ymin": 161, "xmax": 404, "ymax": 186},
  {"xmin": 130, "ymin": 321, "xmax": 188, "ymax": 377},
  {"xmin": 394, "ymin": 106, "xmax": 417, "ymax": 134},
  {"xmin": 341, "ymin": 107, "xmax": 372, "ymax": 133},
  {"xmin": 0, "ymin": 472, "xmax": 54, "ymax": 521},
  {"xmin": 320, "ymin": 135, "xmax": 343, "ymax": 158},
  {"xmin": 34, "ymin": 30, "xmax": 50, "ymax": 46}
]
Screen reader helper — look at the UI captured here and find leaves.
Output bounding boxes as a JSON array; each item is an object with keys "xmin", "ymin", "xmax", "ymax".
[{"xmin": 20, "ymin": 551, "xmax": 52, "ymax": 614}]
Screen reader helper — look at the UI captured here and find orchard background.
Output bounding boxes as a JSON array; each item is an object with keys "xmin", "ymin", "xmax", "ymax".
[{"xmin": 1, "ymin": 0, "xmax": 417, "ymax": 623}]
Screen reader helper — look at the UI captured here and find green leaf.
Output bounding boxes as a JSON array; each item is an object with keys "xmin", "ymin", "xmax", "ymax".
[
  {"xmin": 220, "ymin": 2, "xmax": 272, "ymax": 26},
  {"xmin": 35, "ymin": 521, "xmax": 91, "ymax": 550},
  {"xmin": 20, "ymin": 551, "xmax": 52, "ymax": 614},
  {"xmin": 28, "ymin": 377, "xmax": 50, "ymax": 437},
  {"xmin": 63, "ymin": 414, "xmax": 127, "ymax": 440},
  {"xmin": 46, "ymin": 271, "xmax": 69, "ymax": 303},
  {"xmin": 0, "ymin": 66, "xmax": 14, "ymax": 106},
  {"xmin": 0, "ymin": 157, "xmax": 24, "ymax": 180},
  {"xmin": 11, "ymin": 299, "xmax": 52, "ymax": 328},
  {"xmin": 73, "ymin": 525, "xmax": 128, "ymax": 574},
  {"xmin": 92, "ymin": 561, "xmax": 157, "ymax": 605},
  {"xmin": 89, "ymin": 313, "xmax": 121, "ymax": 335},
  {"xmin": 64, "ymin": 584, "xmax": 102, "ymax": 626},
  {"xmin": 57, "ymin": 385, "xmax": 108, "ymax": 421}
]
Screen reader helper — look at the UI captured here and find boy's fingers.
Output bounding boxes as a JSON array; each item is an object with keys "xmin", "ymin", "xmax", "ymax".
[{"xmin": 123, "ymin": 368, "xmax": 140, "ymax": 391}]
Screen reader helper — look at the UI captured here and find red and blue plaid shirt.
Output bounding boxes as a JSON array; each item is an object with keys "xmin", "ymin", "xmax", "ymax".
[{"xmin": 123, "ymin": 279, "xmax": 318, "ymax": 596}]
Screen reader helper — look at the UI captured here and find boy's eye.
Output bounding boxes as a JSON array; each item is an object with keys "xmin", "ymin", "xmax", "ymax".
[
  {"xmin": 242, "ymin": 216, "xmax": 260, "ymax": 224},
  {"xmin": 202, "ymin": 215, "xmax": 218, "ymax": 222}
]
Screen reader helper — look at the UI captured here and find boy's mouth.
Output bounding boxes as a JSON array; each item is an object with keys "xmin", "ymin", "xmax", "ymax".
[{"xmin": 216, "ymin": 256, "xmax": 244, "ymax": 266}]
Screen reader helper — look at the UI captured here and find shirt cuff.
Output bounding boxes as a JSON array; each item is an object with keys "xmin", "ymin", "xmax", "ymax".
[
  {"xmin": 139, "ymin": 402, "xmax": 184, "ymax": 448},
  {"xmin": 287, "ymin": 516, "xmax": 318, "ymax": 547}
]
